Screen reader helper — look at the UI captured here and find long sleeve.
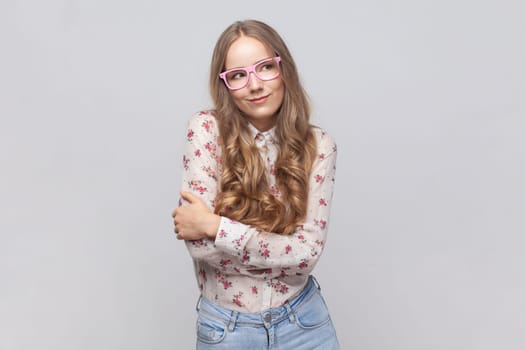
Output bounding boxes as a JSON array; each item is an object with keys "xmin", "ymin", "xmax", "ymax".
[
  {"xmin": 179, "ymin": 111, "xmax": 225, "ymax": 262},
  {"xmin": 213, "ymin": 129, "xmax": 337, "ymax": 278}
]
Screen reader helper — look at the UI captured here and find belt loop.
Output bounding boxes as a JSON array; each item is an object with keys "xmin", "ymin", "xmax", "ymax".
[
  {"xmin": 311, "ymin": 275, "xmax": 321, "ymax": 291},
  {"xmin": 284, "ymin": 301, "xmax": 296, "ymax": 323},
  {"xmin": 228, "ymin": 311, "xmax": 239, "ymax": 332},
  {"xmin": 195, "ymin": 295, "xmax": 203, "ymax": 312}
]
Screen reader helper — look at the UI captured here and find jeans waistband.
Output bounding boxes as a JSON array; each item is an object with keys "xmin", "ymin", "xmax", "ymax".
[{"xmin": 196, "ymin": 275, "xmax": 321, "ymax": 331}]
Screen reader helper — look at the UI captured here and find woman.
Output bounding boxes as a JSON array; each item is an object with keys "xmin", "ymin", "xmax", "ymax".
[{"xmin": 172, "ymin": 19, "xmax": 339, "ymax": 349}]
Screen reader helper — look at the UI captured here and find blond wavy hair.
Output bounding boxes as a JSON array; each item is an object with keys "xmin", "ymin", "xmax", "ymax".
[{"xmin": 209, "ymin": 20, "xmax": 317, "ymax": 235}]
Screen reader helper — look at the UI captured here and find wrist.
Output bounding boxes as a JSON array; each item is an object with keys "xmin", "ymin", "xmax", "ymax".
[{"xmin": 204, "ymin": 213, "xmax": 221, "ymax": 239}]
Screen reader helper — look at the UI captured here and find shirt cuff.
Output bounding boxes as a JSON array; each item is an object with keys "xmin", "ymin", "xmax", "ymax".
[{"xmin": 214, "ymin": 216, "xmax": 249, "ymax": 256}]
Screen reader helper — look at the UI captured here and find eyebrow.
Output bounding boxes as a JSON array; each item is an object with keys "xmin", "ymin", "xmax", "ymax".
[{"xmin": 224, "ymin": 56, "xmax": 273, "ymax": 71}]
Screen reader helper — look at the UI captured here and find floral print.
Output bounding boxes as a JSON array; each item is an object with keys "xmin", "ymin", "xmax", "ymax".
[{"xmin": 179, "ymin": 110, "xmax": 337, "ymax": 313}]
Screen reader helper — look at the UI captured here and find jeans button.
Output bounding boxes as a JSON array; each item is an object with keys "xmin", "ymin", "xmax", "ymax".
[{"xmin": 264, "ymin": 313, "xmax": 271, "ymax": 323}]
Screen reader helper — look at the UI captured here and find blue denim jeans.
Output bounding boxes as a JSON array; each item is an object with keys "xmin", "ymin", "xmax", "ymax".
[{"xmin": 195, "ymin": 276, "xmax": 340, "ymax": 349}]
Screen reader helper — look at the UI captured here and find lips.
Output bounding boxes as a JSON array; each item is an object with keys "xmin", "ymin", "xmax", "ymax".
[{"xmin": 249, "ymin": 95, "xmax": 269, "ymax": 104}]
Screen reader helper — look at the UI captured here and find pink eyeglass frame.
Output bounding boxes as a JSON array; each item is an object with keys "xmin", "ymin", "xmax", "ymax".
[{"xmin": 219, "ymin": 56, "xmax": 282, "ymax": 91}]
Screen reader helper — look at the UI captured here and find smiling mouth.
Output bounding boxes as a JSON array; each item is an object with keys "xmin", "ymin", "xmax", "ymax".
[{"xmin": 249, "ymin": 95, "xmax": 269, "ymax": 104}]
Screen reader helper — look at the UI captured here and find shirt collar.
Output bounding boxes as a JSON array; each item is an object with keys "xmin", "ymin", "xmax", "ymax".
[{"xmin": 247, "ymin": 122, "xmax": 277, "ymax": 143}]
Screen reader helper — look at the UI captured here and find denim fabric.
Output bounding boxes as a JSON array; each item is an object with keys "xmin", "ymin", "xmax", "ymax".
[{"xmin": 195, "ymin": 276, "xmax": 340, "ymax": 350}]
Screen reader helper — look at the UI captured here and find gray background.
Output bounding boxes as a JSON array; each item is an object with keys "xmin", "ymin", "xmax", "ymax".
[{"xmin": 1, "ymin": 0, "xmax": 524, "ymax": 349}]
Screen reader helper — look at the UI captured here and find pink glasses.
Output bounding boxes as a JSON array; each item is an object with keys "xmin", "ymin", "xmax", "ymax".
[{"xmin": 219, "ymin": 56, "xmax": 282, "ymax": 91}]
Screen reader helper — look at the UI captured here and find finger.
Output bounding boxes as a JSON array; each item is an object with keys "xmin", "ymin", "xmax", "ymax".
[{"xmin": 180, "ymin": 190, "xmax": 199, "ymax": 204}]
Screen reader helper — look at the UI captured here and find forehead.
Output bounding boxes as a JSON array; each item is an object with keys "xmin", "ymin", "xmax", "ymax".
[{"xmin": 225, "ymin": 36, "xmax": 273, "ymax": 69}]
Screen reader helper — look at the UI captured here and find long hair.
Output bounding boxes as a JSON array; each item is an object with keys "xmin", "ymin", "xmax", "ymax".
[{"xmin": 209, "ymin": 20, "xmax": 317, "ymax": 235}]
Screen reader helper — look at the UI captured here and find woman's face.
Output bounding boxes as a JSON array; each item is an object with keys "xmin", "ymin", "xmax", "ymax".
[{"xmin": 224, "ymin": 36, "xmax": 284, "ymax": 132}]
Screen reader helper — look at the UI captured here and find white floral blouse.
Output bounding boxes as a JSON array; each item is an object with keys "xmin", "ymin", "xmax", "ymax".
[{"xmin": 179, "ymin": 110, "xmax": 337, "ymax": 313}]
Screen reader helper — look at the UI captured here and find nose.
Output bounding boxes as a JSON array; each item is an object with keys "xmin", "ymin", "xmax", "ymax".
[{"xmin": 246, "ymin": 71, "xmax": 263, "ymax": 90}]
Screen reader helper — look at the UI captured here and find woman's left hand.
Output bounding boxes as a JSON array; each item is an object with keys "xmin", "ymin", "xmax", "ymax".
[{"xmin": 172, "ymin": 191, "xmax": 220, "ymax": 240}]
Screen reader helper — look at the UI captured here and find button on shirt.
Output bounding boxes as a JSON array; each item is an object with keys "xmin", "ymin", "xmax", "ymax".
[{"xmin": 179, "ymin": 110, "xmax": 337, "ymax": 313}]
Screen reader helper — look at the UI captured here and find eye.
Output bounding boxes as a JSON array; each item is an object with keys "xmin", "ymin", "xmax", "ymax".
[
  {"xmin": 227, "ymin": 70, "xmax": 246, "ymax": 81},
  {"xmin": 261, "ymin": 63, "xmax": 275, "ymax": 71}
]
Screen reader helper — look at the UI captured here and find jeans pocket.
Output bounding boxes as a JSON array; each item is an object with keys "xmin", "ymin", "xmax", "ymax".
[
  {"xmin": 294, "ymin": 291, "xmax": 331, "ymax": 330},
  {"xmin": 196, "ymin": 312, "xmax": 227, "ymax": 344}
]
